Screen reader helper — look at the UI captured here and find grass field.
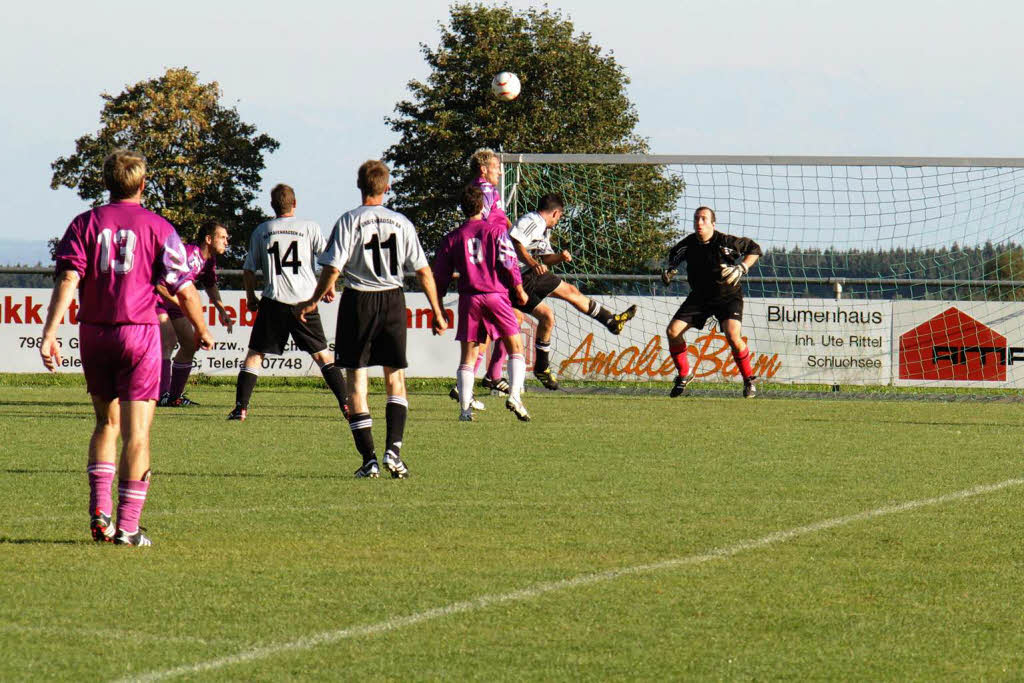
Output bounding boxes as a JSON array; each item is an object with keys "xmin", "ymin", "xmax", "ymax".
[{"xmin": 2, "ymin": 376, "xmax": 1023, "ymax": 680}]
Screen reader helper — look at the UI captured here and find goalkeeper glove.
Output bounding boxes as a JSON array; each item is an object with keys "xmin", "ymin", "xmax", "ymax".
[
  {"xmin": 661, "ymin": 269, "xmax": 677, "ymax": 285},
  {"xmin": 719, "ymin": 263, "xmax": 748, "ymax": 286}
]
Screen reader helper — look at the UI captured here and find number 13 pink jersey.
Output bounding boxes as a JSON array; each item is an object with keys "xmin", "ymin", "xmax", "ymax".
[{"xmin": 55, "ymin": 201, "xmax": 194, "ymax": 325}]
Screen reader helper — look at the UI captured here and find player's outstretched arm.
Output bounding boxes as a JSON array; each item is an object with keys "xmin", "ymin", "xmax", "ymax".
[
  {"xmin": 178, "ymin": 283, "xmax": 214, "ymax": 350},
  {"xmin": 662, "ymin": 238, "xmax": 689, "ymax": 285},
  {"xmin": 39, "ymin": 269, "xmax": 79, "ymax": 372},
  {"xmin": 206, "ymin": 284, "xmax": 234, "ymax": 333},
  {"xmin": 416, "ymin": 266, "xmax": 448, "ymax": 335}
]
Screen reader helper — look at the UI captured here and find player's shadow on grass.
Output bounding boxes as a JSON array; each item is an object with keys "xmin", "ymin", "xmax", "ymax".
[
  {"xmin": 0, "ymin": 536, "xmax": 90, "ymax": 546},
  {"xmin": 0, "ymin": 400, "xmax": 88, "ymax": 408},
  {"xmin": 2, "ymin": 467, "xmax": 349, "ymax": 481}
]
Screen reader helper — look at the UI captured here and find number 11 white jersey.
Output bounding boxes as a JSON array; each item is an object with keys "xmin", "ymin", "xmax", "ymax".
[
  {"xmin": 243, "ymin": 217, "xmax": 327, "ymax": 304},
  {"xmin": 319, "ymin": 204, "xmax": 428, "ymax": 292}
]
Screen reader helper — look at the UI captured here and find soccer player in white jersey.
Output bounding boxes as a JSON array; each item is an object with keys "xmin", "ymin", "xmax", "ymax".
[
  {"xmin": 227, "ymin": 184, "xmax": 348, "ymax": 421},
  {"xmin": 297, "ymin": 160, "xmax": 447, "ymax": 479},
  {"xmin": 508, "ymin": 193, "xmax": 638, "ymax": 389}
]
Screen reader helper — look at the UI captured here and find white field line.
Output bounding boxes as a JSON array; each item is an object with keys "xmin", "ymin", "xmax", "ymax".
[{"xmin": 121, "ymin": 477, "xmax": 1024, "ymax": 683}]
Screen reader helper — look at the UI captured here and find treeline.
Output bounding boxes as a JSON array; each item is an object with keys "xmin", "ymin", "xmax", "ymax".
[{"xmin": 745, "ymin": 242, "xmax": 1021, "ymax": 300}]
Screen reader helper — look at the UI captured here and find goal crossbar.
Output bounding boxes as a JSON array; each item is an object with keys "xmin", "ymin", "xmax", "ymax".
[{"xmin": 499, "ymin": 153, "xmax": 1024, "ymax": 168}]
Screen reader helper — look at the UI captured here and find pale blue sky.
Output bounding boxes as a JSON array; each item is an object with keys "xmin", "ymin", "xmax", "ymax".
[{"xmin": 2, "ymin": 0, "xmax": 1023, "ymax": 255}]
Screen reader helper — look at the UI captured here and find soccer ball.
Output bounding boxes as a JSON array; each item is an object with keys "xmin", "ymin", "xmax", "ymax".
[{"xmin": 491, "ymin": 72, "xmax": 521, "ymax": 101}]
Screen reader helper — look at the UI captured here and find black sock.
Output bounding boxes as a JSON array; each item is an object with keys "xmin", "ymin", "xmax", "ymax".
[
  {"xmin": 348, "ymin": 412, "xmax": 376, "ymax": 463},
  {"xmin": 320, "ymin": 363, "xmax": 348, "ymax": 413},
  {"xmin": 534, "ymin": 341, "xmax": 551, "ymax": 373},
  {"xmin": 587, "ymin": 300, "xmax": 614, "ymax": 325},
  {"xmin": 235, "ymin": 368, "xmax": 259, "ymax": 409},
  {"xmin": 385, "ymin": 396, "xmax": 408, "ymax": 459}
]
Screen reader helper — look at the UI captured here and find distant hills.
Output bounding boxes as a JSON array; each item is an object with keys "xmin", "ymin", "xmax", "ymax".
[{"xmin": 0, "ymin": 240, "xmax": 51, "ymax": 267}]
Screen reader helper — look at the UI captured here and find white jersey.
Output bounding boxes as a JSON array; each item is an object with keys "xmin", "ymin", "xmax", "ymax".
[
  {"xmin": 508, "ymin": 211, "xmax": 554, "ymax": 272},
  {"xmin": 319, "ymin": 204, "xmax": 428, "ymax": 291},
  {"xmin": 243, "ymin": 217, "xmax": 326, "ymax": 304}
]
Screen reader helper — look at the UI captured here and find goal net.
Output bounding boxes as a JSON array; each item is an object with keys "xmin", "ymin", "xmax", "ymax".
[{"xmin": 500, "ymin": 154, "xmax": 1024, "ymax": 396}]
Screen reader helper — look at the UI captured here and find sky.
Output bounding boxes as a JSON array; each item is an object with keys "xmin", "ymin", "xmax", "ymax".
[{"xmin": 2, "ymin": 0, "xmax": 1024, "ymax": 262}]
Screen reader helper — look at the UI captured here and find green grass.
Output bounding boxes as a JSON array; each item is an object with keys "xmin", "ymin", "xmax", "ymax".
[{"xmin": 2, "ymin": 379, "xmax": 1023, "ymax": 680}]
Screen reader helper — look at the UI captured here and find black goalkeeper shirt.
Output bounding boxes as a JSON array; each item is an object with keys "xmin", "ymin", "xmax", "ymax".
[{"xmin": 666, "ymin": 231, "xmax": 762, "ymax": 298}]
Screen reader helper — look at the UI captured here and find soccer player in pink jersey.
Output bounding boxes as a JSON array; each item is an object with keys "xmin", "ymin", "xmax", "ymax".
[
  {"xmin": 433, "ymin": 184, "xmax": 532, "ymax": 422},
  {"xmin": 451, "ymin": 148, "xmax": 519, "ymax": 401},
  {"xmin": 40, "ymin": 149, "xmax": 213, "ymax": 547},
  {"xmin": 156, "ymin": 219, "xmax": 235, "ymax": 407}
]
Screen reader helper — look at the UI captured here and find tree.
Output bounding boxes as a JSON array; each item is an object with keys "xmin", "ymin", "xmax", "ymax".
[
  {"xmin": 384, "ymin": 3, "xmax": 682, "ymax": 271},
  {"xmin": 50, "ymin": 67, "xmax": 279, "ymax": 265}
]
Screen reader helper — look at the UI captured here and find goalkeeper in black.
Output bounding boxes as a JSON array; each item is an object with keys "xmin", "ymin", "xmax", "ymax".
[{"xmin": 661, "ymin": 206, "xmax": 762, "ymax": 397}]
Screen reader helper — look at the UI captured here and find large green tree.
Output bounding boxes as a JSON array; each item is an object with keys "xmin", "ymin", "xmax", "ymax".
[
  {"xmin": 384, "ymin": 3, "xmax": 682, "ymax": 272},
  {"xmin": 50, "ymin": 67, "xmax": 279, "ymax": 264}
]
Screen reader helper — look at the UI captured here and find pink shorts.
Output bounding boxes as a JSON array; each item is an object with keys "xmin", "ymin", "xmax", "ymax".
[
  {"xmin": 456, "ymin": 293, "xmax": 521, "ymax": 343},
  {"xmin": 80, "ymin": 323, "xmax": 162, "ymax": 401},
  {"xmin": 155, "ymin": 299, "xmax": 185, "ymax": 320}
]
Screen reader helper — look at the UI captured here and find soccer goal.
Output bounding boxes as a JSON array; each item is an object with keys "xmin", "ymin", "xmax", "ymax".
[{"xmin": 500, "ymin": 153, "xmax": 1024, "ymax": 396}]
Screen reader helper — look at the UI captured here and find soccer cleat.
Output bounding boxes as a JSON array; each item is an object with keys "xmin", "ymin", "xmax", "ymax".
[
  {"xmin": 606, "ymin": 305, "xmax": 638, "ymax": 335},
  {"xmin": 383, "ymin": 451, "xmax": 409, "ymax": 479},
  {"xmin": 505, "ymin": 397, "xmax": 531, "ymax": 422},
  {"xmin": 113, "ymin": 528, "xmax": 152, "ymax": 547},
  {"xmin": 448, "ymin": 386, "xmax": 485, "ymax": 411},
  {"xmin": 170, "ymin": 394, "xmax": 200, "ymax": 407},
  {"xmin": 459, "ymin": 409, "xmax": 475, "ymax": 422},
  {"xmin": 156, "ymin": 393, "xmax": 172, "ymax": 407},
  {"xmin": 534, "ymin": 367, "xmax": 559, "ymax": 390},
  {"xmin": 743, "ymin": 375, "xmax": 759, "ymax": 398},
  {"xmin": 227, "ymin": 405, "xmax": 247, "ymax": 421},
  {"xmin": 670, "ymin": 370, "xmax": 696, "ymax": 398},
  {"xmin": 480, "ymin": 376, "xmax": 511, "ymax": 396},
  {"xmin": 90, "ymin": 509, "xmax": 115, "ymax": 543},
  {"xmin": 354, "ymin": 458, "xmax": 380, "ymax": 479}
]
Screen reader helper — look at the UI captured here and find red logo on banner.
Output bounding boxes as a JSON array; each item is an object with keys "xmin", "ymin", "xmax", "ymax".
[{"xmin": 898, "ymin": 307, "xmax": 1006, "ymax": 381}]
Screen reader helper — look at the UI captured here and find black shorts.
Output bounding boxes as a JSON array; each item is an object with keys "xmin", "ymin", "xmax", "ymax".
[
  {"xmin": 248, "ymin": 297, "xmax": 329, "ymax": 356},
  {"xmin": 513, "ymin": 270, "xmax": 562, "ymax": 314},
  {"xmin": 672, "ymin": 293, "xmax": 744, "ymax": 329},
  {"xmin": 337, "ymin": 287, "xmax": 407, "ymax": 369}
]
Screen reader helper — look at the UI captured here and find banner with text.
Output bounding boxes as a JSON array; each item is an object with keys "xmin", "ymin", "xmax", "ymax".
[{"xmin": 3, "ymin": 288, "xmax": 1022, "ymax": 387}]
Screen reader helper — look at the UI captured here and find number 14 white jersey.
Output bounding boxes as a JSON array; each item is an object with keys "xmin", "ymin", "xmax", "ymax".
[
  {"xmin": 243, "ymin": 217, "xmax": 327, "ymax": 304},
  {"xmin": 319, "ymin": 205, "xmax": 428, "ymax": 292}
]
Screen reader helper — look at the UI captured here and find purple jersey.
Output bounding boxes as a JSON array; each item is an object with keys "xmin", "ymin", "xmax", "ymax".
[
  {"xmin": 184, "ymin": 243, "xmax": 217, "ymax": 289},
  {"xmin": 473, "ymin": 176, "xmax": 508, "ymax": 229},
  {"xmin": 55, "ymin": 201, "xmax": 194, "ymax": 325},
  {"xmin": 432, "ymin": 218, "xmax": 522, "ymax": 296}
]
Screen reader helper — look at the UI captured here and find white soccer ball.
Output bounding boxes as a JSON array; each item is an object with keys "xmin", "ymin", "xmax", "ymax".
[{"xmin": 491, "ymin": 72, "xmax": 521, "ymax": 101}]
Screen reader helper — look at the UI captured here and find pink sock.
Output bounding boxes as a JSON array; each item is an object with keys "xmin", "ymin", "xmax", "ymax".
[
  {"xmin": 168, "ymin": 362, "xmax": 192, "ymax": 399},
  {"xmin": 734, "ymin": 347, "xmax": 753, "ymax": 379},
  {"xmin": 87, "ymin": 462, "xmax": 116, "ymax": 516},
  {"xmin": 473, "ymin": 353, "xmax": 484, "ymax": 374},
  {"xmin": 116, "ymin": 480, "xmax": 150, "ymax": 533},
  {"xmin": 488, "ymin": 342, "xmax": 507, "ymax": 380},
  {"xmin": 669, "ymin": 343, "xmax": 690, "ymax": 376},
  {"xmin": 159, "ymin": 359, "xmax": 172, "ymax": 396}
]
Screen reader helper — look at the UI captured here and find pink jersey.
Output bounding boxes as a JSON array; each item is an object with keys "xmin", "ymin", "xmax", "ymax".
[
  {"xmin": 55, "ymin": 201, "xmax": 194, "ymax": 325},
  {"xmin": 184, "ymin": 243, "xmax": 217, "ymax": 289},
  {"xmin": 432, "ymin": 218, "xmax": 522, "ymax": 296},
  {"xmin": 473, "ymin": 176, "xmax": 509, "ymax": 229}
]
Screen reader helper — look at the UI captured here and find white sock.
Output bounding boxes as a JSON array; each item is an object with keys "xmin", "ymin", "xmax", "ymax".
[
  {"xmin": 457, "ymin": 364, "xmax": 474, "ymax": 411},
  {"xmin": 508, "ymin": 353, "xmax": 526, "ymax": 402}
]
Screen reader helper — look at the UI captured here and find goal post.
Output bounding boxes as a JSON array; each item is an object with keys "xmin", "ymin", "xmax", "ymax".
[{"xmin": 499, "ymin": 153, "xmax": 1024, "ymax": 394}]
